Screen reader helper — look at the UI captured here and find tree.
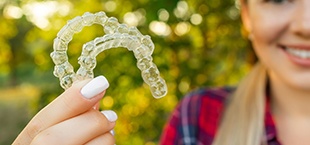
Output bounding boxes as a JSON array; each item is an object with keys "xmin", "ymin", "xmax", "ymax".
[{"xmin": 0, "ymin": 0, "xmax": 253, "ymax": 144}]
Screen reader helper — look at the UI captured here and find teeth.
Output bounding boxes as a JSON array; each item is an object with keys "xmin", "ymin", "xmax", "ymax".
[{"xmin": 286, "ymin": 47, "xmax": 310, "ymax": 59}]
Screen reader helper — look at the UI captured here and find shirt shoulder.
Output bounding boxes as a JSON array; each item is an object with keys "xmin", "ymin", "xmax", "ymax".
[
  {"xmin": 160, "ymin": 86, "xmax": 235, "ymax": 145},
  {"xmin": 184, "ymin": 86, "xmax": 234, "ymax": 105},
  {"xmin": 194, "ymin": 87, "xmax": 234, "ymax": 144}
]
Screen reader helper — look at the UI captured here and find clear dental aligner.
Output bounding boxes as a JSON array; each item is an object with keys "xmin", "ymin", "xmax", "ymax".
[{"xmin": 50, "ymin": 12, "xmax": 167, "ymax": 98}]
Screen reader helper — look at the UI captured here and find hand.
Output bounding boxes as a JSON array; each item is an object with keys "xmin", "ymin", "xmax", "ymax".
[{"xmin": 13, "ymin": 76, "xmax": 117, "ymax": 145}]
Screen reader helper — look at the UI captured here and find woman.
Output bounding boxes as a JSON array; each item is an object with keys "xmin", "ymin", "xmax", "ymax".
[
  {"xmin": 160, "ymin": 0, "xmax": 310, "ymax": 144},
  {"xmin": 14, "ymin": 0, "xmax": 310, "ymax": 144},
  {"xmin": 13, "ymin": 76, "xmax": 117, "ymax": 145}
]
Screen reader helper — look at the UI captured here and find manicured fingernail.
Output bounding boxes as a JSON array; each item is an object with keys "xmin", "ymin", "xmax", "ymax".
[
  {"xmin": 101, "ymin": 110, "xmax": 118, "ymax": 122},
  {"xmin": 80, "ymin": 76, "xmax": 109, "ymax": 99},
  {"xmin": 110, "ymin": 129, "xmax": 115, "ymax": 136}
]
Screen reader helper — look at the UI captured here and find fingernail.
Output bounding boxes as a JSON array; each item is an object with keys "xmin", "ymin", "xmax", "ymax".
[
  {"xmin": 101, "ymin": 110, "xmax": 118, "ymax": 122},
  {"xmin": 110, "ymin": 129, "xmax": 115, "ymax": 136},
  {"xmin": 80, "ymin": 76, "xmax": 109, "ymax": 99}
]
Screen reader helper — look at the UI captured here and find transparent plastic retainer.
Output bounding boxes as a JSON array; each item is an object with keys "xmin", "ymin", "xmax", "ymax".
[{"xmin": 50, "ymin": 12, "xmax": 167, "ymax": 98}]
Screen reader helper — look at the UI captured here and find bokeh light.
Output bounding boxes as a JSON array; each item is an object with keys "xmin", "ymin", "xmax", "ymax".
[
  {"xmin": 3, "ymin": 5, "xmax": 23, "ymax": 19},
  {"xmin": 149, "ymin": 21, "xmax": 171, "ymax": 36},
  {"xmin": 0, "ymin": 0, "xmax": 251, "ymax": 144},
  {"xmin": 104, "ymin": 1, "xmax": 117, "ymax": 12},
  {"xmin": 158, "ymin": 9, "xmax": 169, "ymax": 22},
  {"xmin": 190, "ymin": 13, "xmax": 203, "ymax": 25},
  {"xmin": 174, "ymin": 22, "xmax": 191, "ymax": 36},
  {"xmin": 22, "ymin": 1, "xmax": 71, "ymax": 30},
  {"xmin": 174, "ymin": 1, "xmax": 189, "ymax": 19}
]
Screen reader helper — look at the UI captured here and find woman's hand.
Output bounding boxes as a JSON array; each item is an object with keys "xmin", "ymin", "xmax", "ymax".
[{"xmin": 13, "ymin": 76, "xmax": 117, "ymax": 145}]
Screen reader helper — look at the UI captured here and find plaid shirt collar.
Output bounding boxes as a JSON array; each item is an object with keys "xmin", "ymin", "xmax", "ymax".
[{"xmin": 160, "ymin": 87, "xmax": 282, "ymax": 145}]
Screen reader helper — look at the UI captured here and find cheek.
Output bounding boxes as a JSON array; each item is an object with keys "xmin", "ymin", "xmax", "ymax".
[
  {"xmin": 249, "ymin": 10, "xmax": 291, "ymax": 64},
  {"xmin": 251, "ymin": 13, "xmax": 285, "ymax": 46},
  {"xmin": 248, "ymin": 12, "xmax": 287, "ymax": 71},
  {"xmin": 247, "ymin": 3, "xmax": 293, "ymax": 46},
  {"xmin": 250, "ymin": 18, "xmax": 278, "ymax": 63}
]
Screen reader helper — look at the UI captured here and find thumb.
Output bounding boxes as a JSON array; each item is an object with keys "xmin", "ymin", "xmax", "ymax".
[
  {"xmin": 14, "ymin": 76, "xmax": 109, "ymax": 144},
  {"xmin": 42, "ymin": 75, "xmax": 110, "ymax": 122}
]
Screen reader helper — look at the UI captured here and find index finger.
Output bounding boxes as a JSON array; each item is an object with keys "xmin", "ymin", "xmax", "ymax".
[{"xmin": 13, "ymin": 75, "xmax": 109, "ymax": 144}]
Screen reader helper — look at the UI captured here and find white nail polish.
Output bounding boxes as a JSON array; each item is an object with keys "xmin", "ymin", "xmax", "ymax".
[
  {"xmin": 101, "ymin": 110, "xmax": 118, "ymax": 122},
  {"xmin": 80, "ymin": 76, "xmax": 109, "ymax": 99},
  {"xmin": 110, "ymin": 129, "xmax": 115, "ymax": 136}
]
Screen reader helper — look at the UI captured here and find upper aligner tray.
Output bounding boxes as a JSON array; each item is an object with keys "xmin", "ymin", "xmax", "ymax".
[{"xmin": 50, "ymin": 12, "xmax": 168, "ymax": 98}]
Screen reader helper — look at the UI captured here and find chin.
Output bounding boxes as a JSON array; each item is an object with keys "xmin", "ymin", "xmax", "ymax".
[{"xmin": 290, "ymin": 79, "xmax": 310, "ymax": 92}]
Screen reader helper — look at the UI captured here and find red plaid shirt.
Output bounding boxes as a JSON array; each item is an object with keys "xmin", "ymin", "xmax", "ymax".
[{"xmin": 160, "ymin": 87, "xmax": 281, "ymax": 145}]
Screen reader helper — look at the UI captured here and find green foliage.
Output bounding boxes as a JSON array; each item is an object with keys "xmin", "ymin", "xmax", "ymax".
[
  {"xmin": 0, "ymin": 0, "xmax": 254, "ymax": 144},
  {"xmin": 0, "ymin": 102, "xmax": 31, "ymax": 145}
]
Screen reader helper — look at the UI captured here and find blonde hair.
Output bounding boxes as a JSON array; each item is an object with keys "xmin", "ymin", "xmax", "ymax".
[
  {"xmin": 212, "ymin": 62, "xmax": 267, "ymax": 145},
  {"xmin": 211, "ymin": 0, "xmax": 269, "ymax": 144}
]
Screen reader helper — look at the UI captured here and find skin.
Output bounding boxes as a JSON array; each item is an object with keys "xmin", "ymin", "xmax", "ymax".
[
  {"xmin": 241, "ymin": 0, "xmax": 310, "ymax": 144},
  {"xmin": 13, "ymin": 0, "xmax": 310, "ymax": 144},
  {"xmin": 12, "ymin": 79, "xmax": 115, "ymax": 145}
]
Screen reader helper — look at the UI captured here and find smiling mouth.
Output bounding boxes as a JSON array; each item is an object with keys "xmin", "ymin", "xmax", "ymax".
[{"xmin": 284, "ymin": 47, "xmax": 310, "ymax": 59}]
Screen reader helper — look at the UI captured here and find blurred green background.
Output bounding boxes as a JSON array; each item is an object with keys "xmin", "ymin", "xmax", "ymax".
[{"xmin": 0, "ymin": 0, "xmax": 254, "ymax": 144}]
